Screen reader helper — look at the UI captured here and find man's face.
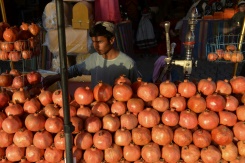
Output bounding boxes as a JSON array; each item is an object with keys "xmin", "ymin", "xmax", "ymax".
[
  {"xmin": 239, "ymin": 4, "xmax": 245, "ymax": 12},
  {"xmin": 92, "ymin": 36, "xmax": 114, "ymax": 55}
]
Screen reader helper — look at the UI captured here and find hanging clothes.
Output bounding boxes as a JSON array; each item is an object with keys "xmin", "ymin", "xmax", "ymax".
[
  {"xmin": 95, "ymin": 0, "xmax": 122, "ymax": 23},
  {"xmin": 136, "ymin": 13, "xmax": 157, "ymax": 49}
]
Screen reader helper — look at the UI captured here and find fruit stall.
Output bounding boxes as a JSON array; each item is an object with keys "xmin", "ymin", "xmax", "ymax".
[{"xmin": 1, "ymin": 1, "xmax": 245, "ymax": 163}]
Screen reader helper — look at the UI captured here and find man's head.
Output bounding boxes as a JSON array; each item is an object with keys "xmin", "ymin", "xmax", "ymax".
[
  {"xmin": 238, "ymin": 0, "xmax": 245, "ymax": 12},
  {"xmin": 89, "ymin": 21, "xmax": 116, "ymax": 55},
  {"xmin": 89, "ymin": 21, "xmax": 116, "ymax": 41}
]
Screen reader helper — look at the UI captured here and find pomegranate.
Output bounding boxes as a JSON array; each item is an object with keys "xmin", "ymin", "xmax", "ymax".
[
  {"xmin": 120, "ymin": 111, "xmax": 138, "ymax": 130},
  {"xmin": 25, "ymin": 113, "xmax": 46, "ymax": 131},
  {"xmin": 207, "ymin": 52, "xmax": 218, "ymax": 61},
  {"xmin": 127, "ymin": 97, "xmax": 144, "ymax": 114},
  {"xmin": 224, "ymin": 95, "xmax": 239, "ymax": 111},
  {"xmin": 28, "ymin": 23, "xmax": 40, "ymax": 36},
  {"xmin": 2, "ymin": 115, "xmax": 22, "ymax": 134},
  {"xmin": 83, "ymin": 147, "xmax": 103, "ymax": 163},
  {"xmin": 159, "ymin": 80, "xmax": 177, "ymax": 98},
  {"xmin": 114, "ymin": 74, "xmax": 131, "ymax": 85},
  {"xmin": 54, "ymin": 131, "xmax": 66, "ymax": 150},
  {"xmin": 230, "ymin": 76, "xmax": 245, "ymax": 94},
  {"xmin": 44, "ymin": 145, "xmax": 63, "ymax": 163},
  {"xmin": 93, "ymin": 81, "xmax": 112, "ymax": 102},
  {"xmin": 33, "ymin": 130, "xmax": 53, "ymax": 149},
  {"xmin": 161, "ymin": 108, "xmax": 179, "ymax": 126},
  {"xmin": 114, "ymin": 128, "xmax": 132, "ymax": 146},
  {"xmin": 12, "ymin": 75, "xmax": 28, "ymax": 89},
  {"xmin": 173, "ymin": 127, "xmax": 193, "ymax": 147},
  {"xmin": 104, "ymin": 143, "xmax": 123, "ymax": 162},
  {"xmin": 193, "ymin": 129, "xmax": 212, "ymax": 148},
  {"xmin": 231, "ymin": 51, "xmax": 244, "ymax": 62},
  {"xmin": 198, "ymin": 77, "xmax": 216, "ymax": 95},
  {"xmin": 201, "ymin": 145, "xmax": 222, "ymax": 163},
  {"xmin": 219, "ymin": 110, "xmax": 237, "ymax": 126},
  {"xmin": 70, "ymin": 116, "xmax": 83, "ymax": 134},
  {"xmin": 38, "ymin": 89, "xmax": 53, "ymax": 106},
  {"xmin": 132, "ymin": 125, "xmax": 151, "ymax": 145},
  {"xmin": 43, "ymin": 103, "xmax": 60, "ymax": 118},
  {"xmin": 198, "ymin": 109, "xmax": 219, "ymax": 130},
  {"xmin": 0, "ymin": 91, "xmax": 10, "ymax": 109},
  {"xmin": 74, "ymin": 86, "xmax": 94, "ymax": 105},
  {"xmin": 3, "ymin": 28, "xmax": 18, "ymax": 42},
  {"xmin": 187, "ymin": 93, "xmax": 206, "ymax": 113},
  {"xmin": 74, "ymin": 131, "xmax": 93, "ymax": 150},
  {"xmin": 137, "ymin": 82, "xmax": 159, "ymax": 102},
  {"xmin": 179, "ymin": 109, "xmax": 198, "ymax": 129},
  {"xmin": 111, "ymin": 100, "xmax": 127, "ymax": 116},
  {"xmin": 113, "ymin": 82, "xmax": 133, "ymax": 101},
  {"xmin": 181, "ymin": 144, "xmax": 201, "ymax": 163},
  {"xmin": 161, "ymin": 143, "xmax": 181, "ymax": 163},
  {"xmin": 12, "ymin": 88, "xmax": 30, "ymax": 104},
  {"xmin": 0, "ymin": 129, "xmax": 14, "ymax": 147},
  {"xmin": 170, "ymin": 93, "xmax": 186, "ymax": 112},
  {"xmin": 8, "ymin": 51, "xmax": 21, "ymax": 61},
  {"xmin": 91, "ymin": 101, "xmax": 110, "ymax": 118},
  {"xmin": 233, "ymin": 121, "xmax": 245, "ymax": 141},
  {"xmin": 219, "ymin": 142, "xmax": 238, "ymax": 162},
  {"xmin": 141, "ymin": 142, "xmax": 161, "ymax": 162},
  {"xmin": 103, "ymin": 114, "xmax": 120, "ymax": 132},
  {"xmin": 5, "ymin": 144, "xmax": 25, "ymax": 162},
  {"xmin": 52, "ymin": 89, "xmax": 71, "ymax": 107},
  {"xmin": 123, "ymin": 143, "xmax": 141, "ymax": 162},
  {"xmin": 93, "ymin": 129, "xmax": 112, "ymax": 150},
  {"xmin": 236, "ymin": 105, "xmax": 245, "ymax": 121},
  {"xmin": 45, "ymin": 115, "xmax": 63, "ymax": 133},
  {"xmin": 20, "ymin": 22, "xmax": 29, "ymax": 30},
  {"xmin": 206, "ymin": 93, "xmax": 226, "ymax": 112},
  {"xmin": 151, "ymin": 124, "xmax": 173, "ymax": 145},
  {"xmin": 211, "ymin": 125, "xmax": 233, "ymax": 145},
  {"xmin": 151, "ymin": 95, "xmax": 169, "ymax": 112},
  {"xmin": 23, "ymin": 97, "xmax": 41, "ymax": 113},
  {"xmin": 25, "ymin": 145, "xmax": 45, "ymax": 162},
  {"xmin": 13, "ymin": 128, "xmax": 33, "ymax": 147},
  {"xmin": 26, "ymin": 71, "xmax": 41, "ymax": 85},
  {"xmin": 76, "ymin": 105, "xmax": 92, "ymax": 120}
]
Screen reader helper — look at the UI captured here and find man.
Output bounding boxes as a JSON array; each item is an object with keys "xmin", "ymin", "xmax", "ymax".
[{"xmin": 42, "ymin": 21, "xmax": 140, "ymax": 89}]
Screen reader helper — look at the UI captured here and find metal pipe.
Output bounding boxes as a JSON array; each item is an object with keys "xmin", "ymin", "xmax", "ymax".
[
  {"xmin": 164, "ymin": 21, "xmax": 171, "ymax": 58},
  {"xmin": 0, "ymin": 0, "xmax": 7, "ymax": 22},
  {"xmin": 233, "ymin": 16, "xmax": 245, "ymax": 76},
  {"xmin": 55, "ymin": 0, "xmax": 74, "ymax": 162}
]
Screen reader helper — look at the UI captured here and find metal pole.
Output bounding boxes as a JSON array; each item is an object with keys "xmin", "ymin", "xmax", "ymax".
[
  {"xmin": 55, "ymin": 0, "xmax": 74, "ymax": 162},
  {"xmin": 0, "ymin": 0, "xmax": 7, "ymax": 22},
  {"xmin": 233, "ymin": 16, "xmax": 245, "ymax": 76}
]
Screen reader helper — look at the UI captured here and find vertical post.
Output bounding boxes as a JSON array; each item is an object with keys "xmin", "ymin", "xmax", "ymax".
[
  {"xmin": 233, "ymin": 17, "xmax": 245, "ymax": 76},
  {"xmin": 0, "ymin": 0, "xmax": 14, "ymax": 70},
  {"xmin": 55, "ymin": 0, "xmax": 74, "ymax": 163}
]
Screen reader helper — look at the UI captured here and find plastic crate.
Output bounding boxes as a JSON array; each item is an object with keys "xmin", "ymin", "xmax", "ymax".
[{"xmin": 206, "ymin": 34, "xmax": 245, "ymax": 56}]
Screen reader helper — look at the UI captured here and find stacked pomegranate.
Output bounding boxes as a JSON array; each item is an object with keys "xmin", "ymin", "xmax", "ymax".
[
  {"xmin": 207, "ymin": 44, "xmax": 244, "ymax": 62},
  {"xmin": 0, "ymin": 22, "xmax": 40, "ymax": 61},
  {"xmin": 1, "ymin": 74, "xmax": 245, "ymax": 162}
]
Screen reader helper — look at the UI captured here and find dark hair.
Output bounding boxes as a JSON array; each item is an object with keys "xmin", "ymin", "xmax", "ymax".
[{"xmin": 89, "ymin": 23, "xmax": 115, "ymax": 40}]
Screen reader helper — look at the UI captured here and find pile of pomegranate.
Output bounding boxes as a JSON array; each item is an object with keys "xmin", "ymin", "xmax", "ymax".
[
  {"xmin": 207, "ymin": 44, "xmax": 244, "ymax": 62},
  {"xmin": 0, "ymin": 22, "xmax": 41, "ymax": 61},
  {"xmin": 0, "ymin": 74, "xmax": 245, "ymax": 163}
]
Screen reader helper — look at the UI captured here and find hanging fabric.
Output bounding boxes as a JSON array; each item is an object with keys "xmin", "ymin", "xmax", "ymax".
[
  {"xmin": 136, "ymin": 13, "xmax": 157, "ymax": 49},
  {"xmin": 95, "ymin": 0, "xmax": 122, "ymax": 23}
]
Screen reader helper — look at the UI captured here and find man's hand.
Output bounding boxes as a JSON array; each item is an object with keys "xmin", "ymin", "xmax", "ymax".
[{"xmin": 42, "ymin": 74, "xmax": 61, "ymax": 90}]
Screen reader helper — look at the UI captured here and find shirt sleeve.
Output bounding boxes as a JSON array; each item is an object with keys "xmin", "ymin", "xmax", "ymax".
[{"xmin": 67, "ymin": 54, "xmax": 94, "ymax": 78}]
